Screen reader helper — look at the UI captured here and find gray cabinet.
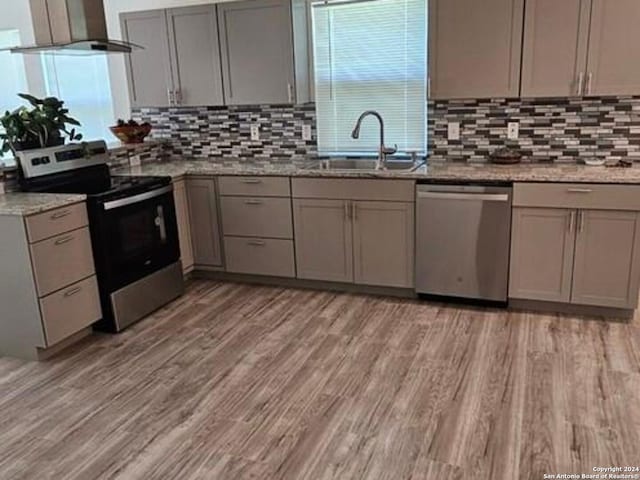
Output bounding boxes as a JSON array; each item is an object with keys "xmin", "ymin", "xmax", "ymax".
[
  {"xmin": 121, "ymin": 10, "xmax": 173, "ymax": 108},
  {"xmin": 521, "ymin": 0, "xmax": 591, "ymax": 97},
  {"xmin": 166, "ymin": 6, "xmax": 224, "ymax": 106},
  {"xmin": 429, "ymin": 0, "xmax": 524, "ymax": 99},
  {"xmin": 293, "ymin": 199, "xmax": 353, "ymax": 283},
  {"xmin": 173, "ymin": 179, "xmax": 194, "ymax": 273},
  {"xmin": 352, "ymin": 201, "xmax": 414, "ymax": 288},
  {"xmin": 509, "ymin": 207, "xmax": 576, "ymax": 303},
  {"xmin": 186, "ymin": 177, "xmax": 223, "ymax": 268},
  {"xmin": 218, "ymin": 0, "xmax": 295, "ymax": 105},
  {"xmin": 121, "ymin": 6, "xmax": 224, "ymax": 107},
  {"xmin": 571, "ymin": 210, "xmax": 640, "ymax": 309},
  {"xmin": 586, "ymin": 0, "xmax": 640, "ymax": 96}
]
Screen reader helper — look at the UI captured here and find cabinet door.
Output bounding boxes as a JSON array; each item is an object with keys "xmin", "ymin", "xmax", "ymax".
[
  {"xmin": 586, "ymin": 0, "xmax": 640, "ymax": 96},
  {"xmin": 521, "ymin": 0, "xmax": 590, "ymax": 97},
  {"xmin": 293, "ymin": 199, "xmax": 352, "ymax": 283},
  {"xmin": 429, "ymin": 0, "xmax": 524, "ymax": 99},
  {"xmin": 121, "ymin": 10, "xmax": 173, "ymax": 108},
  {"xmin": 186, "ymin": 178, "xmax": 223, "ymax": 268},
  {"xmin": 167, "ymin": 6, "xmax": 224, "ymax": 107},
  {"xmin": 352, "ymin": 201, "xmax": 414, "ymax": 288},
  {"xmin": 571, "ymin": 210, "xmax": 640, "ymax": 309},
  {"xmin": 217, "ymin": 0, "xmax": 295, "ymax": 105},
  {"xmin": 509, "ymin": 208, "xmax": 576, "ymax": 302},
  {"xmin": 173, "ymin": 180, "xmax": 194, "ymax": 273}
]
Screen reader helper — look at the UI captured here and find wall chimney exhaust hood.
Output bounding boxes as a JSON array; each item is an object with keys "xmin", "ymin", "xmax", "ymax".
[{"xmin": 9, "ymin": 0, "xmax": 141, "ymax": 55}]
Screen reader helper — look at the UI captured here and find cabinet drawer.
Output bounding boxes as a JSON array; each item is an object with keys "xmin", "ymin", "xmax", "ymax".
[
  {"xmin": 30, "ymin": 227, "xmax": 96, "ymax": 297},
  {"xmin": 40, "ymin": 276, "xmax": 102, "ymax": 347},
  {"xmin": 513, "ymin": 183, "xmax": 640, "ymax": 211},
  {"xmin": 220, "ymin": 196, "xmax": 293, "ymax": 238},
  {"xmin": 224, "ymin": 236, "xmax": 295, "ymax": 277},
  {"xmin": 26, "ymin": 202, "xmax": 88, "ymax": 243},
  {"xmin": 292, "ymin": 178, "xmax": 415, "ymax": 201},
  {"xmin": 218, "ymin": 176, "xmax": 290, "ymax": 197}
]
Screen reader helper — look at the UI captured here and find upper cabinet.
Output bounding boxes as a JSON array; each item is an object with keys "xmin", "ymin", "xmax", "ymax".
[
  {"xmin": 521, "ymin": 0, "xmax": 591, "ymax": 97},
  {"xmin": 217, "ymin": 0, "xmax": 296, "ymax": 105},
  {"xmin": 121, "ymin": 10, "xmax": 173, "ymax": 108},
  {"xmin": 429, "ymin": 0, "xmax": 525, "ymax": 99},
  {"xmin": 166, "ymin": 6, "xmax": 225, "ymax": 106},
  {"xmin": 586, "ymin": 0, "xmax": 640, "ymax": 96},
  {"xmin": 522, "ymin": 0, "xmax": 640, "ymax": 97},
  {"xmin": 122, "ymin": 6, "xmax": 223, "ymax": 108}
]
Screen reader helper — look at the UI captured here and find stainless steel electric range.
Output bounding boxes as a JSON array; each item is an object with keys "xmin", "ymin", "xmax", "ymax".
[{"xmin": 17, "ymin": 140, "xmax": 184, "ymax": 332}]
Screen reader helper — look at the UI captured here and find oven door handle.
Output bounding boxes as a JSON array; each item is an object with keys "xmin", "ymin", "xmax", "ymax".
[{"xmin": 102, "ymin": 185, "xmax": 173, "ymax": 210}]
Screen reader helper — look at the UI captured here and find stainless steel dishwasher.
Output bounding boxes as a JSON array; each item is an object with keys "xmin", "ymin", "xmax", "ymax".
[{"xmin": 415, "ymin": 183, "xmax": 512, "ymax": 302}]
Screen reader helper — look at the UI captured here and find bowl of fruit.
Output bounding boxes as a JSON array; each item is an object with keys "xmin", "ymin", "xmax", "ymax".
[{"xmin": 109, "ymin": 119, "xmax": 152, "ymax": 144}]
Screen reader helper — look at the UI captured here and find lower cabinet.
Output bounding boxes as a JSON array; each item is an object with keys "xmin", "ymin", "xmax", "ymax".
[
  {"xmin": 293, "ymin": 199, "xmax": 353, "ymax": 283},
  {"xmin": 352, "ymin": 201, "xmax": 414, "ymax": 288},
  {"xmin": 509, "ymin": 207, "xmax": 575, "ymax": 302},
  {"xmin": 225, "ymin": 237, "xmax": 295, "ymax": 277},
  {"xmin": 186, "ymin": 177, "xmax": 223, "ymax": 268},
  {"xmin": 293, "ymin": 198, "xmax": 414, "ymax": 288},
  {"xmin": 173, "ymin": 179, "xmax": 195, "ymax": 273},
  {"xmin": 510, "ymin": 205, "xmax": 640, "ymax": 309},
  {"xmin": 571, "ymin": 209, "xmax": 640, "ymax": 308}
]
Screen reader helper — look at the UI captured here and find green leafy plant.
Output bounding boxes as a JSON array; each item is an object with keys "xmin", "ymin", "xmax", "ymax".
[{"xmin": 0, "ymin": 93, "xmax": 83, "ymax": 156}]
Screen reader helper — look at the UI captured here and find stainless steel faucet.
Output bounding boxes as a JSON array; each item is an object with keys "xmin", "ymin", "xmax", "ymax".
[{"xmin": 351, "ymin": 110, "xmax": 397, "ymax": 169}]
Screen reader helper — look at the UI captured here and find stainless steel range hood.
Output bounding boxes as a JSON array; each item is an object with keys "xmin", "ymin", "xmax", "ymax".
[{"xmin": 10, "ymin": 0, "xmax": 141, "ymax": 55}]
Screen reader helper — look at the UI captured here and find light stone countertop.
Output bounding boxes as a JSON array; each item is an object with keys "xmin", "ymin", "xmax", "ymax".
[
  {"xmin": 113, "ymin": 157, "xmax": 640, "ymax": 184},
  {"xmin": 0, "ymin": 193, "xmax": 86, "ymax": 217}
]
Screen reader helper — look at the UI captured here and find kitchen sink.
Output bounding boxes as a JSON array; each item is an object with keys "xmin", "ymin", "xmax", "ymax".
[{"xmin": 307, "ymin": 158, "xmax": 422, "ymax": 172}]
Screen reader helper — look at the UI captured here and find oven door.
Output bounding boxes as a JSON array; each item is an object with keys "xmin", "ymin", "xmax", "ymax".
[{"xmin": 92, "ymin": 185, "xmax": 180, "ymax": 291}]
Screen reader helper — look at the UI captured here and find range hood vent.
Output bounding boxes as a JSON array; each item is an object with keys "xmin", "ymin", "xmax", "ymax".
[{"xmin": 10, "ymin": 0, "xmax": 141, "ymax": 55}]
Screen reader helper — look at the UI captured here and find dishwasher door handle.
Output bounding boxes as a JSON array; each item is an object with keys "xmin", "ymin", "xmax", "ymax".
[{"xmin": 417, "ymin": 191, "xmax": 510, "ymax": 202}]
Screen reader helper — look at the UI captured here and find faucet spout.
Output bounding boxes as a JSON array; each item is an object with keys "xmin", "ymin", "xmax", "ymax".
[{"xmin": 350, "ymin": 110, "xmax": 397, "ymax": 168}]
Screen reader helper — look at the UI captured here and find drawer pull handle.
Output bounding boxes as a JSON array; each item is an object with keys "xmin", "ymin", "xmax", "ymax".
[
  {"xmin": 50, "ymin": 210, "xmax": 71, "ymax": 220},
  {"xmin": 244, "ymin": 200, "xmax": 263, "ymax": 205},
  {"xmin": 242, "ymin": 179, "xmax": 262, "ymax": 184},
  {"xmin": 247, "ymin": 240, "xmax": 266, "ymax": 246},
  {"xmin": 54, "ymin": 235, "xmax": 74, "ymax": 246},
  {"xmin": 567, "ymin": 188, "xmax": 593, "ymax": 193},
  {"xmin": 64, "ymin": 287, "xmax": 82, "ymax": 297}
]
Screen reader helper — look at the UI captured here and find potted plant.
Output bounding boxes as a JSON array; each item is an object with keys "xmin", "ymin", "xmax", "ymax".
[{"xmin": 0, "ymin": 93, "xmax": 83, "ymax": 156}]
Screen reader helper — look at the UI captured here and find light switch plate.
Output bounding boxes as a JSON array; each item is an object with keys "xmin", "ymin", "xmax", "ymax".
[
  {"xmin": 507, "ymin": 122, "xmax": 519, "ymax": 140},
  {"xmin": 302, "ymin": 124, "xmax": 312, "ymax": 141},
  {"xmin": 129, "ymin": 156, "xmax": 141, "ymax": 167},
  {"xmin": 250, "ymin": 124, "xmax": 260, "ymax": 141},
  {"xmin": 447, "ymin": 122, "xmax": 460, "ymax": 141}
]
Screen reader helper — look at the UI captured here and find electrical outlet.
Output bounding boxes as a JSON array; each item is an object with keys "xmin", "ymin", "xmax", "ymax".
[
  {"xmin": 447, "ymin": 122, "xmax": 460, "ymax": 141},
  {"xmin": 250, "ymin": 124, "xmax": 260, "ymax": 141},
  {"xmin": 129, "ymin": 156, "xmax": 141, "ymax": 167},
  {"xmin": 302, "ymin": 124, "xmax": 312, "ymax": 141},
  {"xmin": 507, "ymin": 122, "xmax": 519, "ymax": 140}
]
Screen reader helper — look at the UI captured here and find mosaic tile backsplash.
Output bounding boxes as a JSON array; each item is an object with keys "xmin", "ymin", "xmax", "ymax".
[
  {"xmin": 132, "ymin": 104, "xmax": 317, "ymax": 159},
  {"xmin": 131, "ymin": 96, "xmax": 640, "ymax": 163},
  {"xmin": 429, "ymin": 96, "xmax": 640, "ymax": 163}
]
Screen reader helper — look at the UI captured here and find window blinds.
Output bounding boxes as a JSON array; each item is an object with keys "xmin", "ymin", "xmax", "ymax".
[{"xmin": 312, "ymin": 0, "xmax": 427, "ymax": 156}]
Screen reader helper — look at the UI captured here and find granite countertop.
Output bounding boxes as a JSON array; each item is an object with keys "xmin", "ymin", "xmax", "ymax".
[
  {"xmin": 0, "ymin": 193, "xmax": 86, "ymax": 217},
  {"xmin": 113, "ymin": 157, "xmax": 640, "ymax": 184}
]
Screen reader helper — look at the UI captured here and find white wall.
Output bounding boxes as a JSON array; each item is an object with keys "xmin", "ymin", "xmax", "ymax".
[
  {"xmin": 0, "ymin": 0, "xmax": 46, "ymax": 99},
  {"xmin": 104, "ymin": 0, "xmax": 237, "ymax": 119}
]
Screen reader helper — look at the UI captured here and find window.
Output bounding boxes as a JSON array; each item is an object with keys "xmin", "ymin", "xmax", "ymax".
[
  {"xmin": 312, "ymin": 0, "xmax": 427, "ymax": 156},
  {"xmin": 0, "ymin": 29, "xmax": 28, "ymax": 163},
  {"xmin": 41, "ymin": 54, "xmax": 114, "ymax": 142}
]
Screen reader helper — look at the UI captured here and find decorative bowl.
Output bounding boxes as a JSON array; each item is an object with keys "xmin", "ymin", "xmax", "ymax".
[
  {"xmin": 489, "ymin": 147, "xmax": 523, "ymax": 165},
  {"xmin": 109, "ymin": 124, "xmax": 152, "ymax": 144}
]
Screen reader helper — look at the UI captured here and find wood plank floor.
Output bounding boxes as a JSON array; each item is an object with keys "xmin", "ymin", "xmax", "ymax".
[{"xmin": 1, "ymin": 280, "xmax": 639, "ymax": 479}]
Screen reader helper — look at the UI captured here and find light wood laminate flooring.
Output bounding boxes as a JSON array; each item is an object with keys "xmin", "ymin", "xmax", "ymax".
[{"xmin": 1, "ymin": 280, "xmax": 639, "ymax": 479}]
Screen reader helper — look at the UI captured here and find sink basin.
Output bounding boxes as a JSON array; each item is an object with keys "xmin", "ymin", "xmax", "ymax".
[{"xmin": 309, "ymin": 158, "xmax": 420, "ymax": 172}]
